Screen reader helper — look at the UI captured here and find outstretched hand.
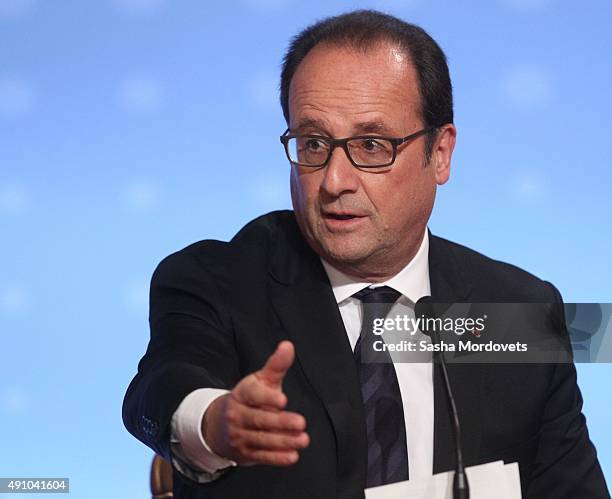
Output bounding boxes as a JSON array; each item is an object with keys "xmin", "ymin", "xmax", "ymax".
[{"xmin": 202, "ymin": 341, "xmax": 310, "ymax": 466}]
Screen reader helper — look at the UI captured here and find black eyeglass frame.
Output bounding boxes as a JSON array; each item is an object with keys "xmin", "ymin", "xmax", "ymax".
[{"xmin": 279, "ymin": 126, "xmax": 438, "ymax": 168}]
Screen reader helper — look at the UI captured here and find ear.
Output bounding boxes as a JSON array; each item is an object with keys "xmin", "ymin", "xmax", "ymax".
[{"xmin": 430, "ymin": 124, "xmax": 456, "ymax": 186}]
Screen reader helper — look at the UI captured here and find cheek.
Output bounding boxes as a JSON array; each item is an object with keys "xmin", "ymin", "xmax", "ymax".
[
  {"xmin": 289, "ymin": 168, "xmax": 301, "ymax": 207},
  {"xmin": 368, "ymin": 171, "xmax": 434, "ymax": 228},
  {"xmin": 291, "ymin": 169, "xmax": 319, "ymax": 208}
]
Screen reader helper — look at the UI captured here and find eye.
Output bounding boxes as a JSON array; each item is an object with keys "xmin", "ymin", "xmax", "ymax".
[
  {"xmin": 304, "ymin": 138, "xmax": 326, "ymax": 151},
  {"xmin": 360, "ymin": 138, "xmax": 388, "ymax": 152},
  {"xmin": 296, "ymin": 136, "xmax": 329, "ymax": 154}
]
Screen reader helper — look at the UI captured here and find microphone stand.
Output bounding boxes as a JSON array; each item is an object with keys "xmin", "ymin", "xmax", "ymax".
[
  {"xmin": 417, "ymin": 297, "xmax": 470, "ymax": 499},
  {"xmin": 433, "ymin": 327, "xmax": 469, "ymax": 499}
]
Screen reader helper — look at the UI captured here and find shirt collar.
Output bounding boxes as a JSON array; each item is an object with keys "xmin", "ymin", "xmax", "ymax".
[{"xmin": 320, "ymin": 229, "xmax": 431, "ymax": 305}]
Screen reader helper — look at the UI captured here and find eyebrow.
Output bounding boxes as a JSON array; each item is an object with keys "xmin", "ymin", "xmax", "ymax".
[
  {"xmin": 293, "ymin": 118, "xmax": 395, "ymax": 136},
  {"xmin": 353, "ymin": 121, "xmax": 393, "ymax": 134},
  {"xmin": 293, "ymin": 118, "xmax": 331, "ymax": 135}
]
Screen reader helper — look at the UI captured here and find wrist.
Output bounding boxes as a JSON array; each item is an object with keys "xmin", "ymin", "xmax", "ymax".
[{"xmin": 202, "ymin": 393, "xmax": 230, "ymax": 458}]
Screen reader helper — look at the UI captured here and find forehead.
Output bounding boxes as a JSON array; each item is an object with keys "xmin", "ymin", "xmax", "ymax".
[{"xmin": 288, "ymin": 41, "xmax": 421, "ymax": 132}]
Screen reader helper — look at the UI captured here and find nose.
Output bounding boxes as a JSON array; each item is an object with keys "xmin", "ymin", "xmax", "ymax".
[{"xmin": 319, "ymin": 146, "xmax": 360, "ymax": 198}]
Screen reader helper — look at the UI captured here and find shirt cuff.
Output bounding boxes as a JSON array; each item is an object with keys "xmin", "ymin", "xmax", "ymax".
[{"xmin": 171, "ymin": 388, "xmax": 237, "ymax": 475}]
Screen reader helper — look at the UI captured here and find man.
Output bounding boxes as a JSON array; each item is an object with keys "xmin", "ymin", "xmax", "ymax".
[{"xmin": 123, "ymin": 10, "xmax": 609, "ymax": 498}]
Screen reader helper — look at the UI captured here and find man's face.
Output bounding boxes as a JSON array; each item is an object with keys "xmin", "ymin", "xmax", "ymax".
[{"xmin": 288, "ymin": 41, "xmax": 455, "ymax": 280}]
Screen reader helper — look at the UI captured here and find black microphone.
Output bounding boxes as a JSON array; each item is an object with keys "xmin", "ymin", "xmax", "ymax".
[{"xmin": 415, "ymin": 296, "xmax": 470, "ymax": 499}]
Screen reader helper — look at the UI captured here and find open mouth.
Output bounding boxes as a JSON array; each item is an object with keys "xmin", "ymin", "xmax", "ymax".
[
  {"xmin": 322, "ymin": 212, "xmax": 365, "ymax": 222},
  {"xmin": 327, "ymin": 214, "xmax": 357, "ymax": 220}
]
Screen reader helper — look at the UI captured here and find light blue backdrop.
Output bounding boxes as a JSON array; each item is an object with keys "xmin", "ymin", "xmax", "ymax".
[{"xmin": 1, "ymin": 1, "xmax": 610, "ymax": 497}]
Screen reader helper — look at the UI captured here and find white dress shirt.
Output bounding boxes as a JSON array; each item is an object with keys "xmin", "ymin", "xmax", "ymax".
[{"xmin": 170, "ymin": 230, "xmax": 434, "ymax": 483}]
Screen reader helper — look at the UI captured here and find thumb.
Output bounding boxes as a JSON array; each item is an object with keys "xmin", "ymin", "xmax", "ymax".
[{"xmin": 258, "ymin": 340, "xmax": 295, "ymax": 388}]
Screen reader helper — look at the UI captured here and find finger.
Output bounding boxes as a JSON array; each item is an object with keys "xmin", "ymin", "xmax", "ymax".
[
  {"xmin": 239, "ymin": 448, "xmax": 300, "ymax": 467},
  {"xmin": 236, "ymin": 406, "xmax": 307, "ymax": 432},
  {"xmin": 237, "ymin": 428, "xmax": 310, "ymax": 451},
  {"xmin": 235, "ymin": 377, "xmax": 287, "ymax": 409},
  {"xmin": 256, "ymin": 341, "xmax": 294, "ymax": 387}
]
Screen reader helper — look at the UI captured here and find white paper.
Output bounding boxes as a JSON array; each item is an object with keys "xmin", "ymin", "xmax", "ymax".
[{"xmin": 365, "ymin": 460, "xmax": 521, "ymax": 499}]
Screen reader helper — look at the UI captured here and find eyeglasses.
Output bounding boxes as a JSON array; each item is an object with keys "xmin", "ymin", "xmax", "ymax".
[{"xmin": 279, "ymin": 126, "xmax": 436, "ymax": 169}]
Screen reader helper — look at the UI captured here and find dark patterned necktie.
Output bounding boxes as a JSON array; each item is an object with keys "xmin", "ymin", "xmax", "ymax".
[{"xmin": 353, "ymin": 286, "xmax": 409, "ymax": 487}]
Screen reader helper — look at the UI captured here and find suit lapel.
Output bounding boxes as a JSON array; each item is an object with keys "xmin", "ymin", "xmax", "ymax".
[
  {"xmin": 268, "ymin": 216, "xmax": 367, "ymax": 495},
  {"xmin": 429, "ymin": 233, "xmax": 484, "ymax": 473}
]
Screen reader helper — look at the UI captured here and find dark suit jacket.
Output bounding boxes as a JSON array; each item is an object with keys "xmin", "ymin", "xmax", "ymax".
[{"xmin": 123, "ymin": 210, "xmax": 609, "ymax": 498}]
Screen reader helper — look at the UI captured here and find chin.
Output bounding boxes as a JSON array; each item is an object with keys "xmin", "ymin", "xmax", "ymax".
[{"xmin": 319, "ymin": 242, "xmax": 375, "ymax": 267}]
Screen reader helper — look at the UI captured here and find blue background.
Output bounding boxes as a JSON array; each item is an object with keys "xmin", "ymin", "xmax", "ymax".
[{"xmin": 1, "ymin": 0, "xmax": 610, "ymax": 497}]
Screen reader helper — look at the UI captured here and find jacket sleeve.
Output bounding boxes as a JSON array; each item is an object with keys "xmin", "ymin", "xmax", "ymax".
[
  {"xmin": 525, "ymin": 283, "xmax": 610, "ymax": 498},
  {"xmin": 122, "ymin": 246, "xmax": 241, "ymax": 464}
]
